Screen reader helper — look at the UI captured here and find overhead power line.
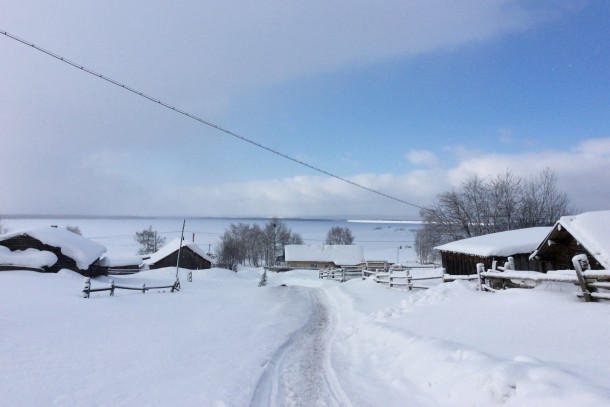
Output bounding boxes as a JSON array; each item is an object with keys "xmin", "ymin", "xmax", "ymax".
[{"xmin": 1, "ymin": 29, "xmax": 423, "ymax": 210}]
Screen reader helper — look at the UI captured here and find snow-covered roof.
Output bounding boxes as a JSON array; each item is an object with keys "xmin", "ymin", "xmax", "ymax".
[
  {"xmin": 434, "ymin": 227, "xmax": 552, "ymax": 257},
  {"xmin": 0, "ymin": 246, "xmax": 58, "ymax": 268},
  {"xmin": 285, "ymin": 245, "xmax": 364, "ymax": 266},
  {"xmin": 544, "ymin": 210, "xmax": 610, "ymax": 269},
  {"xmin": 144, "ymin": 238, "xmax": 213, "ymax": 266},
  {"xmin": 0, "ymin": 227, "xmax": 106, "ymax": 269},
  {"xmin": 99, "ymin": 254, "xmax": 144, "ymax": 268}
]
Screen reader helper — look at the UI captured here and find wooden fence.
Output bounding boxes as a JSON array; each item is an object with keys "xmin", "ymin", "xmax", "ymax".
[
  {"xmin": 477, "ymin": 254, "xmax": 610, "ymax": 302},
  {"xmin": 319, "ymin": 264, "xmax": 446, "ymax": 290},
  {"xmin": 82, "ymin": 277, "xmax": 180, "ymax": 298},
  {"xmin": 319, "ymin": 267, "xmax": 362, "ymax": 282},
  {"xmin": 365, "ymin": 265, "xmax": 444, "ymax": 290}
]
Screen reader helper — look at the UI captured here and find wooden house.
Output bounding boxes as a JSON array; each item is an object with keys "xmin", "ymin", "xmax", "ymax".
[
  {"xmin": 100, "ymin": 255, "xmax": 144, "ymax": 275},
  {"xmin": 530, "ymin": 210, "xmax": 610, "ymax": 271},
  {"xmin": 144, "ymin": 238, "xmax": 213, "ymax": 270},
  {"xmin": 435, "ymin": 227, "xmax": 551, "ymax": 275},
  {"xmin": 0, "ymin": 227, "xmax": 107, "ymax": 277},
  {"xmin": 284, "ymin": 245, "xmax": 364, "ymax": 269}
]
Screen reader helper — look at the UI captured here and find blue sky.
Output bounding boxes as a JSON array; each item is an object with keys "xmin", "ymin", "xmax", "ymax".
[{"xmin": 1, "ymin": 1, "xmax": 609, "ymax": 219}]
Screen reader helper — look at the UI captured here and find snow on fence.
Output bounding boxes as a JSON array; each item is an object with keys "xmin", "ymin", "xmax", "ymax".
[
  {"xmin": 82, "ymin": 277, "xmax": 180, "ymax": 298},
  {"xmin": 477, "ymin": 254, "xmax": 610, "ymax": 302},
  {"xmin": 319, "ymin": 267, "xmax": 362, "ymax": 282},
  {"xmin": 362, "ymin": 264, "xmax": 445, "ymax": 290}
]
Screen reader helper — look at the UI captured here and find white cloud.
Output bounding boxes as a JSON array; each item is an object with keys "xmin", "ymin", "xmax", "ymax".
[{"xmin": 406, "ymin": 149, "xmax": 440, "ymax": 166}]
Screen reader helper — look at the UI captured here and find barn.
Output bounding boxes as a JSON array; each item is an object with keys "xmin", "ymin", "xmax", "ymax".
[
  {"xmin": 144, "ymin": 238, "xmax": 213, "ymax": 270},
  {"xmin": 0, "ymin": 227, "xmax": 107, "ymax": 277},
  {"xmin": 530, "ymin": 210, "xmax": 610, "ymax": 271},
  {"xmin": 284, "ymin": 245, "xmax": 364, "ymax": 269},
  {"xmin": 435, "ymin": 227, "xmax": 551, "ymax": 276}
]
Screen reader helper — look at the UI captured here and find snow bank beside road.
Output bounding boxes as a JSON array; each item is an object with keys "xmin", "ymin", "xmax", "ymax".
[
  {"xmin": 272, "ymin": 271, "xmax": 610, "ymax": 406},
  {"xmin": 0, "ymin": 268, "xmax": 311, "ymax": 406}
]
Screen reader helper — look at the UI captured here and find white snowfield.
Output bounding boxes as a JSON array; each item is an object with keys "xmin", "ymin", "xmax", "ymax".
[{"xmin": 2, "ymin": 267, "xmax": 610, "ymax": 406}]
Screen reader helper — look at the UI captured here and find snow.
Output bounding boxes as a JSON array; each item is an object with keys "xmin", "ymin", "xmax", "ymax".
[
  {"xmin": 99, "ymin": 254, "xmax": 143, "ymax": 268},
  {"xmin": 555, "ymin": 210, "xmax": 610, "ymax": 269},
  {"xmin": 0, "ymin": 246, "xmax": 58, "ymax": 268},
  {"xmin": 0, "ymin": 227, "xmax": 106, "ymax": 269},
  {"xmin": 144, "ymin": 238, "xmax": 212, "ymax": 266},
  {"xmin": 2, "ymin": 266, "xmax": 610, "ymax": 406},
  {"xmin": 435, "ymin": 227, "xmax": 552, "ymax": 257},
  {"xmin": 285, "ymin": 244, "xmax": 364, "ymax": 266}
]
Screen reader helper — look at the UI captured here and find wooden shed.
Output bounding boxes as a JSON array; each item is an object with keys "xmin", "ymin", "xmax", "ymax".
[
  {"xmin": 284, "ymin": 245, "xmax": 364, "ymax": 269},
  {"xmin": 530, "ymin": 210, "xmax": 610, "ymax": 271},
  {"xmin": 0, "ymin": 227, "xmax": 107, "ymax": 277},
  {"xmin": 144, "ymin": 238, "xmax": 212, "ymax": 270},
  {"xmin": 435, "ymin": 227, "xmax": 551, "ymax": 276}
]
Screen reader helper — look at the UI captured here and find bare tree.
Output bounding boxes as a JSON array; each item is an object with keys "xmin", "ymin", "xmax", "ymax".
[
  {"xmin": 216, "ymin": 218, "xmax": 302, "ymax": 269},
  {"xmin": 216, "ymin": 231, "xmax": 241, "ymax": 271},
  {"xmin": 518, "ymin": 168, "xmax": 573, "ymax": 227},
  {"xmin": 416, "ymin": 169, "xmax": 574, "ymax": 263},
  {"xmin": 325, "ymin": 226, "xmax": 355, "ymax": 245},
  {"xmin": 134, "ymin": 226, "xmax": 166, "ymax": 255},
  {"xmin": 263, "ymin": 217, "xmax": 303, "ymax": 266}
]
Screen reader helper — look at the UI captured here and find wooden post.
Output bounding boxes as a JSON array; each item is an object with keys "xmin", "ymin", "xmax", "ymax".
[
  {"xmin": 507, "ymin": 256, "xmax": 515, "ymax": 271},
  {"xmin": 573, "ymin": 254, "xmax": 595, "ymax": 302},
  {"xmin": 341, "ymin": 268, "xmax": 346, "ymax": 283},
  {"xmin": 142, "ymin": 283, "xmax": 146, "ymax": 294},
  {"xmin": 375, "ymin": 268, "xmax": 379, "ymax": 283},
  {"xmin": 82, "ymin": 277, "xmax": 90, "ymax": 299},
  {"xmin": 389, "ymin": 267, "xmax": 393, "ymax": 288},
  {"xmin": 476, "ymin": 263, "xmax": 485, "ymax": 291},
  {"xmin": 109, "ymin": 279, "xmax": 115, "ymax": 296},
  {"xmin": 188, "ymin": 271, "xmax": 192, "ymax": 282},
  {"xmin": 407, "ymin": 269, "xmax": 412, "ymax": 291}
]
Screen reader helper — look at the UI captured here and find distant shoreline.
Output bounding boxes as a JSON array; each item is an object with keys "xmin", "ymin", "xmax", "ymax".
[{"xmin": 2, "ymin": 214, "xmax": 421, "ymax": 223}]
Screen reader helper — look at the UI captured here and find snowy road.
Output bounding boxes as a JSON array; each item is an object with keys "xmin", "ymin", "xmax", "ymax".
[{"xmin": 250, "ymin": 287, "xmax": 351, "ymax": 407}]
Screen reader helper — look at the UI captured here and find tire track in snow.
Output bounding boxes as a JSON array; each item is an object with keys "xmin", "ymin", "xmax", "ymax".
[{"xmin": 250, "ymin": 287, "xmax": 351, "ymax": 407}]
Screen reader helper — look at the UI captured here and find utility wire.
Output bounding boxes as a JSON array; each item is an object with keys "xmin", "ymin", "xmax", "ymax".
[{"xmin": 1, "ymin": 29, "xmax": 423, "ymax": 210}]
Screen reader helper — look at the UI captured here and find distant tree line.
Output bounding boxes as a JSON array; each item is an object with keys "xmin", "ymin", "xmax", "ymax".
[
  {"xmin": 216, "ymin": 217, "xmax": 303, "ymax": 271},
  {"xmin": 415, "ymin": 169, "xmax": 574, "ymax": 264}
]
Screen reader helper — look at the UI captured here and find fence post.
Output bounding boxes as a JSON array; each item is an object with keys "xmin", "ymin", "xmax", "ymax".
[
  {"xmin": 109, "ymin": 279, "xmax": 115, "ymax": 296},
  {"xmin": 341, "ymin": 268, "xmax": 346, "ymax": 283},
  {"xmin": 171, "ymin": 278, "xmax": 180, "ymax": 292},
  {"xmin": 188, "ymin": 271, "xmax": 192, "ymax": 282},
  {"xmin": 572, "ymin": 254, "xmax": 595, "ymax": 302},
  {"xmin": 142, "ymin": 283, "xmax": 146, "ymax": 294},
  {"xmin": 476, "ymin": 263, "xmax": 485, "ymax": 291},
  {"xmin": 375, "ymin": 268, "xmax": 379, "ymax": 283},
  {"xmin": 82, "ymin": 277, "xmax": 90, "ymax": 299},
  {"xmin": 389, "ymin": 267, "xmax": 393, "ymax": 288},
  {"xmin": 407, "ymin": 269, "xmax": 412, "ymax": 291}
]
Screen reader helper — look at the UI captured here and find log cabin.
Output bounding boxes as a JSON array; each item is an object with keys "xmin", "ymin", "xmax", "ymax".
[
  {"xmin": 144, "ymin": 238, "xmax": 213, "ymax": 270},
  {"xmin": 0, "ymin": 226, "xmax": 107, "ymax": 277},
  {"xmin": 530, "ymin": 210, "xmax": 610, "ymax": 271},
  {"xmin": 435, "ymin": 227, "xmax": 551, "ymax": 276}
]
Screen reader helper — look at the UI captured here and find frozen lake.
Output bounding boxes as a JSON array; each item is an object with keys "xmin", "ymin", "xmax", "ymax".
[{"xmin": 1, "ymin": 217, "xmax": 421, "ymax": 263}]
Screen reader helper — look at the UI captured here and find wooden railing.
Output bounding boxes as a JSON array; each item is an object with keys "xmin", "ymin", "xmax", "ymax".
[
  {"xmin": 82, "ymin": 277, "xmax": 180, "ymax": 298},
  {"xmin": 362, "ymin": 265, "xmax": 444, "ymax": 290},
  {"xmin": 476, "ymin": 254, "xmax": 610, "ymax": 302},
  {"xmin": 319, "ymin": 267, "xmax": 362, "ymax": 282}
]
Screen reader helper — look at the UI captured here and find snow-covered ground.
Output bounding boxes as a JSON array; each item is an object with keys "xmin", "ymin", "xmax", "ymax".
[{"xmin": 2, "ymin": 266, "xmax": 610, "ymax": 406}]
